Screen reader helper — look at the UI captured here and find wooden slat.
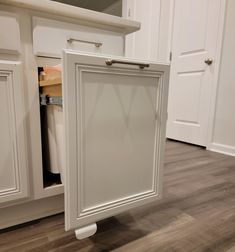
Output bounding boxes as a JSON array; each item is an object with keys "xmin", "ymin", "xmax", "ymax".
[
  {"xmin": 41, "ymin": 84, "xmax": 62, "ymax": 97},
  {"xmin": 39, "ymin": 77, "xmax": 62, "ymax": 87}
]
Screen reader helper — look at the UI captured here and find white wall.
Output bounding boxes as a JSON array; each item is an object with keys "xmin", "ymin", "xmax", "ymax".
[{"xmin": 209, "ymin": 0, "xmax": 235, "ymax": 156}]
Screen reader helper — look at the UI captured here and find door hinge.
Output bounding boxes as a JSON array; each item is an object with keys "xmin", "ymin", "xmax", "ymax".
[
  {"xmin": 169, "ymin": 52, "xmax": 172, "ymax": 61},
  {"xmin": 128, "ymin": 8, "xmax": 131, "ymax": 18}
]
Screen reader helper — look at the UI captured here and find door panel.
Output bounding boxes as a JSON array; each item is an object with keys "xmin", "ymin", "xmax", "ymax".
[
  {"xmin": 82, "ymin": 72, "xmax": 156, "ymax": 209},
  {"xmin": 178, "ymin": 0, "xmax": 208, "ymax": 55},
  {"xmin": 0, "ymin": 62, "xmax": 28, "ymax": 204},
  {"xmin": 63, "ymin": 51, "xmax": 169, "ymax": 230},
  {"xmin": 167, "ymin": 0, "xmax": 221, "ymax": 146},
  {"xmin": 174, "ymin": 71, "xmax": 203, "ymax": 124}
]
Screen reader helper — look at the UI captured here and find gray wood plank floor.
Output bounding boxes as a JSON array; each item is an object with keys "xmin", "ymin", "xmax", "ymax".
[{"xmin": 1, "ymin": 140, "xmax": 235, "ymax": 252}]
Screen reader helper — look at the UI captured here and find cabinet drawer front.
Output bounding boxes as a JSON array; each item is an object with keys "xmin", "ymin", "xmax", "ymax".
[
  {"xmin": 63, "ymin": 51, "xmax": 169, "ymax": 230},
  {"xmin": 0, "ymin": 62, "xmax": 28, "ymax": 204},
  {"xmin": 33, "ymin": 17, "xmax": 124, "ymax": 58},
  {"xmin": 0, "ymin": 11, "xmax": 21, "ymax": 54}
]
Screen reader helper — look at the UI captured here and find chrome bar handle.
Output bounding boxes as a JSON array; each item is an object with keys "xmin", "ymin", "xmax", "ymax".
[
  {"xmin": 67, "ymin": 38, "xmax": 102, "ymax": 48},
  {"xmin": 105, "ymin": 59, "xmax": 149, "ymax": 69}
]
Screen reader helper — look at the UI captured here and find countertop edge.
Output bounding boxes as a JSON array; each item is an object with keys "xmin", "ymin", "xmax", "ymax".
[{"xmin": 0, "ymin": 0, "xmax": 141, "ymax": 34}]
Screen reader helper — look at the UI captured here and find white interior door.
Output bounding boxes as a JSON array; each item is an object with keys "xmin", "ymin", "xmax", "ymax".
[
  {"xmin": 62, "ymin": 51, "xmax": 169, "ymax": 231},
  {"xmin": 167, "ymin": 0, "xmax": 221, "ymax": 146}
]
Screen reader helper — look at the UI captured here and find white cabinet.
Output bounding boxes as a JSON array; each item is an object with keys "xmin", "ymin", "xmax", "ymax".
[
  {"xmin": 0, "ymin": 1, "xmax": 170, "ymax": 237},
  {"xmin": 0, "ymin": 11, "xmax": 21, "ymax": 54},
  {"xmin": 62, "ymin": 52, "xmax": 169, "ymax": 236},
  {"xmin": 0, "ymin": 62, "xmax": 28, "ymax": 204}
]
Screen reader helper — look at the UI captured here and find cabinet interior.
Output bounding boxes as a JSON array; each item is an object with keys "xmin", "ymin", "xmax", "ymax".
[{"xmin": 38, "ymin": 66, "xmax": 63, "ymax": 188}]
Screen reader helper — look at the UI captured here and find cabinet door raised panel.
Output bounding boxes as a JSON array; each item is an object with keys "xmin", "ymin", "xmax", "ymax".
[
  {"xmin": 0, "ymin": 62, "xmax": 28, "ymax": 204},
  {"xmin": 63, "ymin": 51, "xmax": 169, "ymax": 231}
]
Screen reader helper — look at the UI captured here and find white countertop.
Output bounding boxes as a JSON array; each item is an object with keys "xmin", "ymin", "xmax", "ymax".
[{"xmin": 0, "ymin": 0, "xmax": 140, "ymax": 34}]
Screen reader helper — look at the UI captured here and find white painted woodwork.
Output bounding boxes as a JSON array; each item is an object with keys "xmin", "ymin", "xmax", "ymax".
[
  {"xmin": 33, "ymin": 17, "xmax": 124, "ymax": 58},
  {"xmin": 123, "ymin": 0, "xmax": 173, "ymax": 63},
  {"xmin": 63, "ymin": 51, "xmax": 169, "ymax": 230},
  {"xmin": 158, "ymin": 0, "xmax": 175, "ymax": 63},
  {"xmin": 0, "ymin": 61, "xmax": 28, "ymax": 204},
  {"xmin": 167, "ymin": 0, "xmax": 222, "ymax": 146},
  {"xmin": 208, "ymin": 0, "xmax": 235, "ymax": 156},
  {"xmin": 0, "ymin": 11, "xmax": 21, "ymax": 54},
  {"xmin": 0, "ymin": 0, "xmax": 140, "ymax": 34},
  {"xmin": 123, "ymin": 0, "xmax": 161, "ymax": 61}
]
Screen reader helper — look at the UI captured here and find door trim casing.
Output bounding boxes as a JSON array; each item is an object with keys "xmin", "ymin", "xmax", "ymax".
[{"xmin": 205, "ymin": 0, "xmax": 227, "ymax": 151}]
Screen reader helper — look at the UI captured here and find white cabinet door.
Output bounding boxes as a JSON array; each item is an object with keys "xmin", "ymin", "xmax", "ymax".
[
  {"xmin": 63, "ymin": 51, "xmax": 169, "ymax": 231},
  {"xmin": 0, "ymin": 62, "xmax": 28, "ymax": 204}
]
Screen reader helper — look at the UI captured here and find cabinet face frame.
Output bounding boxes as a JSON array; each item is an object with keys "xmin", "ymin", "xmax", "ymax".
[
  {"xmin": 62, "ymin": 51, "xmax": 169, "ymax": 230},
  {"xmin": 0, "ymin": 61, "xmax": 28, "ymax": 204},
  {"xmin": 30, "ymin": 19, "xmax": 125, "ymax": 200}
]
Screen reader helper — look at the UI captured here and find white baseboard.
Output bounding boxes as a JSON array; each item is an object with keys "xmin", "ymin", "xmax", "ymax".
[{"xmin": 207, "ymin": 142, "xmax": 235, "ymax": 157}]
